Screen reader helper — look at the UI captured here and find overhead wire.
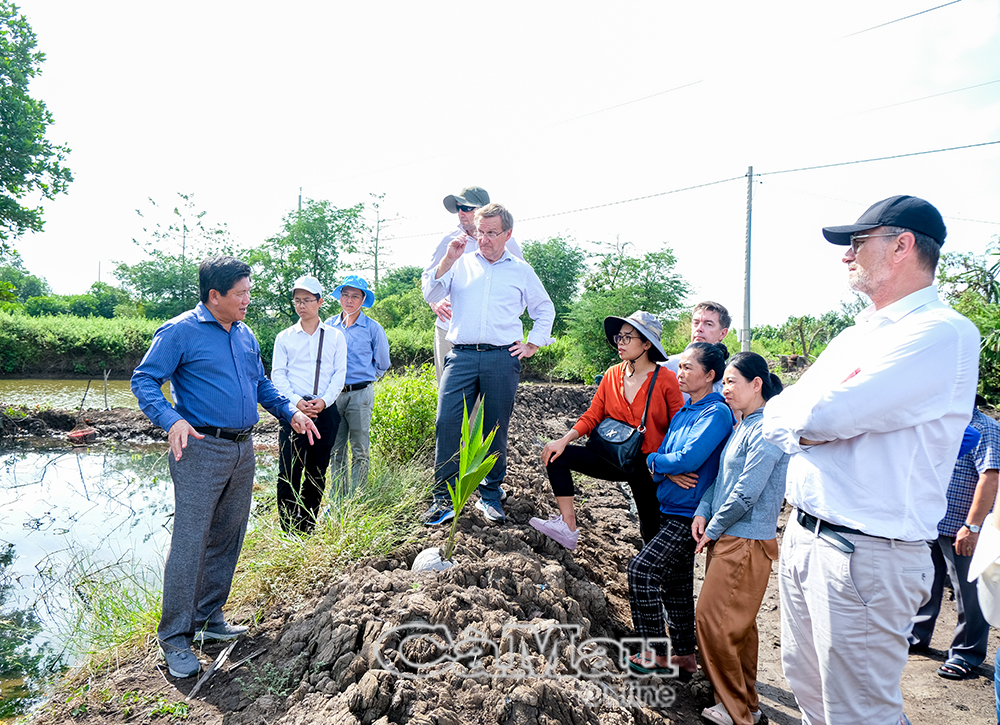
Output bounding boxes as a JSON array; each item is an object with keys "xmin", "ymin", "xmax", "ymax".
[
  {"xmin": 755, "ymin": 140, "xmax": 1000, "ymax": 177},
  {"xmin": 840, "ymin": 1, "xmax": 963, "ymax": 38}
]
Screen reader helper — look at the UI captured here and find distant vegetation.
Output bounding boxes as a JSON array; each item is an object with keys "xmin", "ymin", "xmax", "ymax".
[{"xmin": 2, "ymin": 194, "xmax": 997, "ymax": 402}]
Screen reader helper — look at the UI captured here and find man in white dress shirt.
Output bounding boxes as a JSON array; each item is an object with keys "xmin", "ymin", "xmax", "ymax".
[
  {"xmin": 762, "ymin": 196, "xmax": 980, "ymax": 725},
  {"xmin": 421, "ymin": 203, "xmax": 555, "ymax": 526},
  {"xmin": 271, "ymin": 276, "xmax": 347, "ymax": 533},
  {"xmin": 424, "ymin": 186, "xmax": 523, "ymax": 381}
]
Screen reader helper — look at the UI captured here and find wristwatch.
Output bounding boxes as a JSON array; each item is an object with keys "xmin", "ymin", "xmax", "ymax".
[{"xmin": 965, "ymin": 523, "xmax": 982, "ymax": 533}]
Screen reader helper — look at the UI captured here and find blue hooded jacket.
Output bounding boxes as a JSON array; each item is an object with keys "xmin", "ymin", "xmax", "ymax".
[{"xmin": 646, "ymin": 391, "xmax": 734, "ymax": 517}]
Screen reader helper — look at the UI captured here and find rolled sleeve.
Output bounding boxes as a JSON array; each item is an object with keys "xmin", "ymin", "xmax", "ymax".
[
  {"xmin": 422, "ymin": 267, "xmax": 453, "ymax": 304},
  {"xmin": 523, "ymin": 270, "xmax": 556, "ymax": 348}
]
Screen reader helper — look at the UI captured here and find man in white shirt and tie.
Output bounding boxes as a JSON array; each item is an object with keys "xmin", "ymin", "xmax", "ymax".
[
  {"xmin": 421, "ymin": 203, "xmax": 555, "ymax": 526},
  {"xmin": 762, "ymin": 196, "xmax": 980, "ymax": 725},
  {"xmin": 271, "ymin": 275, "xmax": 347, "ymax": 533}
]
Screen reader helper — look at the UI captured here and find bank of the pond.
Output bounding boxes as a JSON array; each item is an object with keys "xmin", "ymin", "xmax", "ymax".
[{"xmin": 15, "ymin": 385, "xmax": 1000, "ymax": 725}]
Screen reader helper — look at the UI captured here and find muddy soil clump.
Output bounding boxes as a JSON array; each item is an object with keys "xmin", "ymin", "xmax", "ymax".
[{"xmin": 16, "ymin": 384, "xmax": 999, "ymax": 725}]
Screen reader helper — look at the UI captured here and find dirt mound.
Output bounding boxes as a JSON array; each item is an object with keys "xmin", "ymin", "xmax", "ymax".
[{"xmin": 22, "ymin": 383, "xmax": 999, "ymax": 724}]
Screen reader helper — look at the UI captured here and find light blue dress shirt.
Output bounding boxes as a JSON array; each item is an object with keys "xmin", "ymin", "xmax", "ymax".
[
  {"xmin": 326, "ymin": 310, "xmax": 391, "ymax": 385},
  {"xmin": 422, "ymin": 248, "xmax": 555, "ymax": 348}
]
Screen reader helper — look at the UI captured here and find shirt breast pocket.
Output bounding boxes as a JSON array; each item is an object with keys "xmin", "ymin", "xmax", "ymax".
[{"xmin": 242, "ymin": 351, "xmax": 262, "ymax": 379}]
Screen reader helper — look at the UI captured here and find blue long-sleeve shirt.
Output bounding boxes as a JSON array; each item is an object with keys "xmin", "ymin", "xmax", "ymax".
[
  {"xmin": 647, "ymin": 391, "xmax": 734, "ymax": 518},
  {"xmin": 131, "ymin": 303, "xmax": 296, "ymax": 431},
  {"xmin": 694, "ymin": 409, "xmax": 789, "ymax": 541},
  {"xmin": 326, "ymin": 311, "xmax": 391, "ymax": 385}
]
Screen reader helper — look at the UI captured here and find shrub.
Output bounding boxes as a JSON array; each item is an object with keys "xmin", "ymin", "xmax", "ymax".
[
  {"xmin": 369, "ymin": 364, "xmax": 438, "ymax": 463},
  {"xmin": 0, "ymin": 312, "xmax": 161, "ymax": 375}
]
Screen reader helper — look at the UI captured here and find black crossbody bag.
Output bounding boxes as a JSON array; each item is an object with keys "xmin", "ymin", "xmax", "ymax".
[{"xmin": 586, "ymin": 367, "xmax": 660, "ymax": 473}]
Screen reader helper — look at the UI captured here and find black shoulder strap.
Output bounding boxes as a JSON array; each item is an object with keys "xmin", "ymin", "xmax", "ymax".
[
  {"xmin": 638, "ymin": 366, "xmax": 660, "ymax": 432},
  {"xmin": 313, "ymin": 327, "xmax": 325, "ymax": 396}
]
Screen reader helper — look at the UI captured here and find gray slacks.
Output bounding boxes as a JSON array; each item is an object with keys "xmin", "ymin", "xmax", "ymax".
[
  {"xmin": 159, "ymin": 434, "xmax": 255, "ymax": 650},
  {"xmin": 331, "ymin": 384, "xmax": 375, "ymax": 499},
  {"xmin": 909, "ymin": 534, "xmax": 990, "ymax": 667}
]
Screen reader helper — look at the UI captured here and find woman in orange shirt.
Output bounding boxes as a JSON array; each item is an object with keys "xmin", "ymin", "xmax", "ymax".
[{"xmin": 530, "ymin": 310, "xmax": 684, "ymax": 550}]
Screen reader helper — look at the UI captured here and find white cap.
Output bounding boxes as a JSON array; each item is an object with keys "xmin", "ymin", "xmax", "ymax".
[{"xmin": 291, "ymin": 275, "xmax": 322, "ymax": 297}]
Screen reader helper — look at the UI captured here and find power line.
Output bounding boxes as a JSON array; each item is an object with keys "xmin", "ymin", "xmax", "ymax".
[
  {"xmin": 383, "ymin": 140, "xmax": 1000, "ymax": 242},
  {"xmin": 520, "ymin": 176, "xmax": 745, "ymax": 222},
  {"xmin": 855, "ymin": 78, "xmax": 1000, "ymax": 115},
  {"xmin": 841, "ymin": 1, "xmax": 963, "ymax": 38},
  {"xmin": 547, "ymin": 80, "xmax": 703, "ymax": 127},
  {"xmin": 756, "ymin": 139, "xmax": 1000, "ymax": 177}
]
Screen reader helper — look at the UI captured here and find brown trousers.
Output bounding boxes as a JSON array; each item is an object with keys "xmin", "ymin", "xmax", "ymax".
[{"xmin": 696, "ymin": 534, "xmax": 779, "ymax": 725}]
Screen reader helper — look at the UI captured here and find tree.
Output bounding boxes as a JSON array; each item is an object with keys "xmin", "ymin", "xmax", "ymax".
[
  {"xmin": 346, "ymin": 193, "xmax": 399, "ymax": 291},
  {"xmin": 521, "ymin": 236, "xmax": 586, "ymax": 334},
  {"xmin": 114, "ymin": 193, "xmax": 233, "ymax": 319},
  {"xmin": 0, "ymin": 1, "xmax": 73, "ymax": 257},
  {"xmin": 245, "ymin": 198, "xmax": 364, "ymax": 324},
  {"xmin": 378, "ymin": 265, "xmax": 423, "ymax": 299},
  {"xmin": 0, "ymin": 253, "xmax": 49, "ymax": 302},
  {"xmin": 583, "ymin": 240, "xmax": 689, "ymax": 316},
  {"xmin": 938, "ymin": 240, "xmax": 1000, "ymax": 403},
  {"xmin": 558, "ymin": 240, "xmax": 690, "ymax": 381}
]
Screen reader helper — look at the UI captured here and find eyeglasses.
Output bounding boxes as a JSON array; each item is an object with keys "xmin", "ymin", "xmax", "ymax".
[
  {"xmin": 340, "ymin": 292, "xmax": 365, "ymax": 301},
  {"xmin": 292, "ymin": 297, "xmax": 319, "ymax": 306},
  {"xmin": 613, "ymin": 333, "xmax": 637, "ymax": 345},
  {"xmin": 849, "ymin": 232, "xmax": 898, "ymax": 253},
  {"xmin": 456, "ymin": 204, "xmax": 477, "ymax": 212},
  {"xmin": 476, "ymin": 229, "xmax": 508, "ymax": 240}
]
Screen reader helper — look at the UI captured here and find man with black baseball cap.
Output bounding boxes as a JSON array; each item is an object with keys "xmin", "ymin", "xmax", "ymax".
[
  {"xmin": 422, "ymin": 186, "xmax": 523, "ymax": 381},
  {"xmin": 763, "ymin": 195, "xmax": 980, "ymax": 724}
]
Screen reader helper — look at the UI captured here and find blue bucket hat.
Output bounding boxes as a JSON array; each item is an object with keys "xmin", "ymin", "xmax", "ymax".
[{"xmin": 333, "ymin": 275, "xmax": 375, "ymax": 308}]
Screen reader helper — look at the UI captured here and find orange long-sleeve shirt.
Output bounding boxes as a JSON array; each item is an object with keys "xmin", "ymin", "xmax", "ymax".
[{"xmin": 573, "ymin": 362, "xmax": 685, "ymax": 455}]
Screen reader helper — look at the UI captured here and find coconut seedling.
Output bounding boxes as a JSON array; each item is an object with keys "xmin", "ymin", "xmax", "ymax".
[{"xmin": 442, "ymin": 398, "xmax": 499, "ymax": 561}]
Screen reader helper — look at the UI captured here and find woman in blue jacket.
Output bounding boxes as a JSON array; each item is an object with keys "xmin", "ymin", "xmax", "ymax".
[
  {"xmin": 628, "ymin": 341, "xmax": 734, "ymax": 677},
  {"xmin": 692, "ymin": 352, "xmax": 788, "ymax": 725}
]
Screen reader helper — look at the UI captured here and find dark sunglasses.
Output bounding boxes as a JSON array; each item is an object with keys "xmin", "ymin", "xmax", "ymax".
[{"xmin": 456, "ymin": 204, "xmax": 477, "ymax": 212}]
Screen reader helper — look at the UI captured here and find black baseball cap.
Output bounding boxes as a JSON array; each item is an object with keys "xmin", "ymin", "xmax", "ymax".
[{"xmin": 822, "ymin": 195, "xmax": 947, "ymax": 246}]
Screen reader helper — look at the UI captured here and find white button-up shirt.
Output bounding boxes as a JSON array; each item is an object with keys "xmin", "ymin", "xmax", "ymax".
[
  {"xmin": 422, "ymin": 225, "xmax": 524, "ymax": 332},
  {"xmin": 270, "ymin": 320, "xmax": 347, "ymax": 408},
  {"xmin": 762, "ymin": 286, "xmax": 980, "ymax": 541},
  {"xmin": 423, "ymin": 248, "xmax": 555, "ymax": 349}
]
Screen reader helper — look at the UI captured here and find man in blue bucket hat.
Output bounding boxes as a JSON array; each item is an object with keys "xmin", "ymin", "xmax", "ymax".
[{"xmin": 326, "ymin": 275, "xmax": 390, "ymax": 498}]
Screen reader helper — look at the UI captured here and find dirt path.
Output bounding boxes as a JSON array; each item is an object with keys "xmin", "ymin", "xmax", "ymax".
[{"xmin": 10, "ymin": 384, "xmax": 998, "ymax": 724}]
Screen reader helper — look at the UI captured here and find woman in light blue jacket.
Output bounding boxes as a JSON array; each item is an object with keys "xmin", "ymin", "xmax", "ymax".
[
  {"xmin": 628, "ymin": 342, "xmax": 734, "ymax": 678},
  {"xmin": 692, "ymin": 352, "xmax": 788, "ymax": 725}
]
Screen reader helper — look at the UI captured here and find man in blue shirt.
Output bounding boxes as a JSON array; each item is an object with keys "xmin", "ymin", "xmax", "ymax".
[
  {"xmin": 326, "ymin": 275, "xmax": 391, "ymax": 499},
  {"xmin": 131, "ymin": 256, "xmax": 319, "ymax": 679},
  {"xmin": 422, "ymin": 203, "xmax": 555, "ymax": 526},
  {"xmin": 909, "ymin": 399, "xmax": 1000, "ymax": 679}
]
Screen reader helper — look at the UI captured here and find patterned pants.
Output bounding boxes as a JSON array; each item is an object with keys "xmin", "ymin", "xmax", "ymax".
[{"xmin": 627, "ymin": 514, "xmax": 697, "ymax": 656}]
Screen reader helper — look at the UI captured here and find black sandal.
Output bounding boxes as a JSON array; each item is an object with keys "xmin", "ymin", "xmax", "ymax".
[{"xmin": 937, "ymin": 659, "xmax": 973, "ymax": 680}]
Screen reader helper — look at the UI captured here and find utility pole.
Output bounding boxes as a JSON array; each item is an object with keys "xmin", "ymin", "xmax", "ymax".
[{"xmin": 742, "ymin": 166, "xmax": 753, "ymax": 352}]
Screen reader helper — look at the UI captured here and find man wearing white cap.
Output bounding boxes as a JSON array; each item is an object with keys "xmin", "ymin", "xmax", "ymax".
[
  {"xmin": 423, "ymin": 186, "xmax": 523, "ymax": 381},
  {"xmin": 763, "ymin": 196, "xmax": 980, "ymax": 725},
  {"xmin": 271, "ymin": 276, "xmax": 347, "ymax": 533}
]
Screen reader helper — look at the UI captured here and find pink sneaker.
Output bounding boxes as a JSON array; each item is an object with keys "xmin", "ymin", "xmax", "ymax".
[{"xmin": 529, "ymin": 514, "xmax": 579, "ymax": 550}]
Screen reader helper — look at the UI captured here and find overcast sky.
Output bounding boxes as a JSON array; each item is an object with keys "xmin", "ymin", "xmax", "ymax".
[{"xmin": 11, "ymin": 0, "xmax": 1000, "ymax": 327}]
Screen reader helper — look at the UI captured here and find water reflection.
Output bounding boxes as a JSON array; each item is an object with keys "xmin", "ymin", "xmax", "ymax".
[
  {"xmin": 0, "ymin": 379, "xmax": 144, "ymax": 411},
  {"xmin": 0, "ymin": 442, "xmax": 173, "ymax": 720}
]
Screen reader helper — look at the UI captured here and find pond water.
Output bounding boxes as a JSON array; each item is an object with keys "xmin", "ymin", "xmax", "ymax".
[
  {"xmin": 0, "ymin": 440, "xmax": 173, "ymax": 722},
  {"xmin": 0, "ymin": 379, "xmax": 143, "ymax": 411}
]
